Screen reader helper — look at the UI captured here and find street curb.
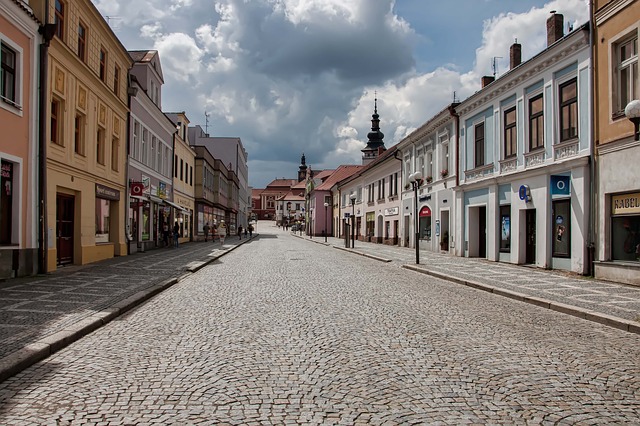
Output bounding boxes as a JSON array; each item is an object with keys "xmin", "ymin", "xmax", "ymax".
[
  {"xmin": 0, "ymin": 239, "xmax": 253, "ymax": 384},
  {"xmin": 402, "ymin": 264, "xmax": 640, "ymax": 335},
  {"xmin": 297, "ymin": 235, "xmax": 393, "ymax": 263}
]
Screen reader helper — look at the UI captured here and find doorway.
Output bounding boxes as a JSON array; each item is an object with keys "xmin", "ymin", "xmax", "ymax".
[
  {"xmin": 56, "ymin": 194, "xmax": 75, "ymax": 265},
  {"xmin": 468, "ymin": 205, "xmax": 487, "ymax": 258},
  {"xmin": 478, "ymin": 206, "xmax": 487, "ymax": 258},
  {"xmin": 525, "ymin": 209, "xmax": 536, "ymax": 264}
]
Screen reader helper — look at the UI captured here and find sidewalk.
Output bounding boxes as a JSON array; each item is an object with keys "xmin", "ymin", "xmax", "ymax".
[
  {"xmin": 299, "ymin": 232, "xmax": 640, "ymax": 335},
  {"xmin": 0, "ymin": 235, "xmax": 253, "ymax": 383}
]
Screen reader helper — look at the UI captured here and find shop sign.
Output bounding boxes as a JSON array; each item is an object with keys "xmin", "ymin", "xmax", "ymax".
[
  {"xmin": 366, "ymin": 212, "xmax": 375, "ymax": 221},
  {"xmin": 612, "ymin": 192, "xmax": 640, "ymax": 215},
  {"xmin": 96, "ymin": 183, "xmax": 120, "ymax": 200},
  {"xmin": 551, "ymin": 175, "xmax": 571, "ymax": 196},
  {"xmin": 130, "ymin": 182, "xmax": 144, "ymax": 196},
  {"xmin": 384, "ymin": 207, "xmax": 399, "ymax": 216},
  {"xmin": 158, "ymin": 181, "xmax": 167, "ymax": 199},
  {"xmin": 419, "ymin": 206, "xmax": 432, "ymax": 217},
  {"xmin": 1, "ymin": 161, "xmax": 12, "ymax": 178},
  {"xmin": 141, "ymin": 175, "xmax": 150, "ymax": 195}
]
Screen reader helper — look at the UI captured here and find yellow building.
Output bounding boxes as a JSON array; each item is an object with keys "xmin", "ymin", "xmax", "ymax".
[
  {"xmin": 593, "ymin": 0, "xmax": 640, "ymax": 285},
  {"xmin": 165, "ymin": 112, "xmax": 196, "ymax": 243},
  {"xmin": 31, "ymin": 0, "xmax": 132, "ymax": 271}
]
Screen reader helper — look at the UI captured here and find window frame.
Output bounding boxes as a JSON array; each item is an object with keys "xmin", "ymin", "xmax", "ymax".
[
  {"xmin": 528, "ymin": 93, "xmax": 544, "ymax": 151},
  {"xmin": 474, "ymin": 121, "xmax": 485, "ymax": 168},
  {"xmin": 99, "ymin": 48, "xmax": 107, "ymax": 82},
  {"xmin": 499, "ymin": 205, "xmax": 511, "ymax": 253},
  {"xmin": 113, "ymin": 64, "xmax": 120, "ymax": 96},
  {"xmin": 111, "ymin": 136, "xmax": 119, "ymax": 171},
  {"xmin": 74, "ymin": 112, "xmax": 85, "ymax": 156},
  {"xmin": 96, "ymin": 126, "xmax": 105, "ymax": 165},
  {"xmin": 1, "ymin": 42, "xmax": 18, "ymax": 108},
  {"xmin": 559, "ymin": 78, "xmax": 578, "ymax": 142},
  {"xmin": 54, "ymin": 0, "xmax": 65, "ymax": 40},
  {"xmin": 614, "ymin": 33, "xmax": 638, "ymax": 115},
  {"xmin": 503, "ymin": 106, "xmax": 517, "ymax": 158},
  {"xmin": 77, "ymin": 22, "xmax": 87, "ymax": 62},
  {"xmin": 50, "ymin": 98, "xmax": 63, "ymax": 146},
  {"xmin": 552, "ymin": 198, "xmax": 571, "ymax": 258}
]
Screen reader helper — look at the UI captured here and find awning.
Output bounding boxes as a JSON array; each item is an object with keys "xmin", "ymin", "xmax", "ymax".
[
  {"xmin": 163, "ymin": 199, "xmax": 191, "ymax": 215},
  {"xmin": 149, "ymin": 195, "xmax": 164, "ymax": 204},
  {"xmin": 130, "ymin": 195, "xmax": 147, "ymax": 201}
]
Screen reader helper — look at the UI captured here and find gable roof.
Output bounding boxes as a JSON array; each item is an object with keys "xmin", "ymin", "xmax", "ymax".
[
  {"xmin": 316, "ymin": 165, "xmax": 364, "ymax": 191},
  {"xmin": 265, "ymin": 178, "xmax": 297, "ymax": 189}
]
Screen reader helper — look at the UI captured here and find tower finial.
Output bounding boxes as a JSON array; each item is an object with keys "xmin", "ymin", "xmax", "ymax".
[{"xmin": 374, "ymin": 91, "xmax": 378, "ymax": 114}]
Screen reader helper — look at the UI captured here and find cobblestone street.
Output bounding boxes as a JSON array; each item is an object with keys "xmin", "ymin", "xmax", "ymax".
[{"xmin": 0, "ymin": 228, "xmax": 639, "ymax": 425}]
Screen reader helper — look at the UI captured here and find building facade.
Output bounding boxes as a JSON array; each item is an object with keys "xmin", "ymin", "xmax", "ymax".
[
  {"xmin": 593, "ymin": 0, "xmax": 640, "ymax": 284},
  {"xmin": 455, "ymin": 16, "xmax": 592, "ymax": 274},
  {"xmin": 32, "ymin": 0, "xmax": 132, "ymax": 271},
  {"xmin": 0, "ymin": 0, "xmax": 41, "ymax": 277}
]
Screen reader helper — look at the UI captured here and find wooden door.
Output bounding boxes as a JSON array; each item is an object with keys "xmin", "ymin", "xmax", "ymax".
[{"xmin": 56, "ymin": 194, "xmax": 74, "ymax": 265}]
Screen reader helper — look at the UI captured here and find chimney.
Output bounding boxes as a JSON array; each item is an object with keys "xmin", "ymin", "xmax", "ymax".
[
  {"xmin": 510, "ymin": 41, "xmax": 522, "ymax": 70},
  {"xmin": 546, "ymin": 11, "xmax": 564, "ymax": 46},
  {"xmin": 481, "ymin": 76, "xmax": 495, "ymax": 88}
]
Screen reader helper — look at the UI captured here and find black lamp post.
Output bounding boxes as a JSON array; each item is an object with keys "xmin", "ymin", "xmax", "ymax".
[
  {"xmin": 625, "ymin": 100, "xmax": 640, "ymax": 141},
  {"xmin": 310, "ymin": 208, "xmax": 313, "ymax": 238},
  {"xmin": 350, "ymin": 193, "xmax": 356, "ymax": 248},
  {"xmin": 286, "ymin": 202, "xmax": 291, "ymax": 230},
  {"xmin": 409, "ymin": 171, "xmax": 423, "ymax": 264},
  {"xmin": 324, "ymin": 202, "xmax": 328, "ymax": 242}
]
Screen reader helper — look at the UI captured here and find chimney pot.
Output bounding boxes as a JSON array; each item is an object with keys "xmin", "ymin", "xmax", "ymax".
[
  {"xmin": 482, "ymin": 76, "xmax": 495, "ymax": 88},
  {"xmin": 546, "ymin": 12, "xmax": 564, "ymax": 46},
  {"xmin": 510, "ymin": 42, "xmax": 522, "ymax": 70}
]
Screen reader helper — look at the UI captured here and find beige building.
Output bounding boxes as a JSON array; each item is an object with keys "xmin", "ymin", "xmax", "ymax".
[
  {"xmin": 593, "ymin": 0, "xmax": 640, "ymax": 285},
  {"xmin": 31, "ymin": 0, "xmax": 132, "ymax": 271},
  {"xmin": 166, "ymin": 112, "xmax": 196, "ymax": 242}
]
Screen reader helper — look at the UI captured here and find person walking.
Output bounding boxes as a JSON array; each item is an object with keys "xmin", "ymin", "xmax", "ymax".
[
  {"xmin": 218, "ymin": 221, "xmax": 226, "ymax": 245},
  {"xmin": 173, "ymin": 221, "xmax": 180, "ymax": 248},
  {"xmin": 162, "ymin": 222, "xmax": 169, "ymax": 247},
  {"xmin": 248, "ymin": 223, "xmax": 253, "ymax": 238},
  {"xmin": 203, "ymin": 222, "xmax": 210, "ymax": 242},
  {"xmin": 238, "ymin": 225, "xmax": 243, "ymax": 240}
]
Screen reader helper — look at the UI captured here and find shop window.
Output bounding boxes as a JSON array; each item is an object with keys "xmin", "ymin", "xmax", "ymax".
[
  {"xmin": 500, "ymin": 205, "xmax": 511, "ymax": 252},
  {"xmin": 0, "ymin": 160, "xmax": 14, "ymax": 245},
  {"xmin": 611, "ymin": 216, "xmax": 640, "ymax": 262},
  {"xmin": 95, "ymin": 198, "xmax": 110, "ymax": 243},
  {"xmin": 529, "ymin": 94, "xmax": 544, "ymax": 150},
  {"xmin": 552, "ymin": 199, "xmax": 571, "ymax": 257},
  {"xmin": 142, "ymin": 201, "xmax": 150, "ymax": 240}
]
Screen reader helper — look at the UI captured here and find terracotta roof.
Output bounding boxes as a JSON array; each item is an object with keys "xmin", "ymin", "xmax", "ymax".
[
  {"xmin": 337, "ymin": 145, "xmax": 399, "ymax": 187},
  {"xmin": 266, "ymin": 178, "xmax": 298, "ymax": 188},
  {"xmin": 251, "ymin": 188, "xmax": 264, "ymax": 197},
  {"xmin": 277, "ymin": 191, "xmax": 306, "ymax": 201},
  {"xmin": 129, "ymin": 50, "xmax": 157, "ymax": 62},
  {"xmin": 316, "ymin": 165, "xmax": 364, "ymax": 191}
]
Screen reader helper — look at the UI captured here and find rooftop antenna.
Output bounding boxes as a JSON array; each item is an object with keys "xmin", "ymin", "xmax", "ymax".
[
  {"xmin": 453, "ymin": 91, "xmax": 459, "ymax": 103},
  {"xmin": 492, "ymin": 56, "xmax": 503, "ymax": 77},
  {"xmin": 204, "ymin": 111, "xmax": 210, "ymax": 136},
  {"xmin": 105, "ymin": 16, "xmax": 122, "ymax": 30}
]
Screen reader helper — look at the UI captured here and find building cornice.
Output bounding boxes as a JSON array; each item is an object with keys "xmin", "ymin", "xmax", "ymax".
[
  {"xmin": 597, "ymin": 135, "xmax": 639, "ymax": 155},
  {"xmin": 595, "ymin": 0, "xmax": 635, "ymax": 26}
]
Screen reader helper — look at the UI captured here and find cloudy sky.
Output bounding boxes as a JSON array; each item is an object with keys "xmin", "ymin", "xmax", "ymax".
[{"xmin": 93, "ymin": 0, "xmax": 589, "ymax": 188}]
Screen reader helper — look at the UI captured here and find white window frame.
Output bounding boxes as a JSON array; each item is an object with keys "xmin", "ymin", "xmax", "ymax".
[
  {"xmin": 556, "ymin": 72, "xmax": 579, "ymax": 143},
  {"xmin": 0, "ymin": 36, "xmax": 23, "ymax": 114},
  {"xmin": 613, "ymin": 31, "xmax": 638, "ymax": 114}
]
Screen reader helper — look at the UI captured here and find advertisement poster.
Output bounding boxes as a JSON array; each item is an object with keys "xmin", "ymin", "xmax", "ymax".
[{"xmin": 501, "ymin": 216, "xmax": 510, "ymax": 241}]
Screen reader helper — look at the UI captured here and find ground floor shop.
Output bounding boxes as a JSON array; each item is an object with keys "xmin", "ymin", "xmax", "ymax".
[
  {"xmin": 196, "ymin": 203, "xmax": 229, "ymax": 240},
  {"xmin": 595, "ymin": 139, "xmax": 640, "ymax": 286},
  {"xmin": 455, "ymin": 160, "xmax": 590, "ymax": 274},
  {"xmin": 402, "ymin": 187, "xmax": 453, "ymax": 253},
  {"xmin": 47, "ymin": 170, "xmax": 126, "ymax": 272}
]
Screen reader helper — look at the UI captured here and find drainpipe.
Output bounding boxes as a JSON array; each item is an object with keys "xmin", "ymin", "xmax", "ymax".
[
  {"xmin": 37, "ymin": 12, "xmax": 56, "ymax": 274},
  {"xmin": 448, "ymin": 103, "xmax": 460, "ymax": 187},
  {"xmin": 393, "ymin": 148, "xmax": 403, "ymax": 246},
  {"xmin": 587, "ymin": 1, "xmax": 596, "ymax": 276},
  {"xmin": 124, "ymin": 75, "xmax": 135, "ymax": 255}
]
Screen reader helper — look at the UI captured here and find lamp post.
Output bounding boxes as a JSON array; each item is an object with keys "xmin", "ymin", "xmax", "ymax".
[
  {"xmin": 408, "ymin": 171, "xmax": 423, "ymax": 264},
  {"xmin": 625, "ymin": 100, "xmax": 640, "ymax": 141},
  {"xmin": 324, "ymin": 202, "xmax": 329, "ymax": 242},
  {"xmin": 350, "ymin": 193, "xmax": 356, "ymax": 248},
  {"xmin": 286, "ymin": 202, "xmax": 291, "ymax": 230},
  {"xmin": 309, "ymin": 208, "xmax": 313, "ymax": 238}
]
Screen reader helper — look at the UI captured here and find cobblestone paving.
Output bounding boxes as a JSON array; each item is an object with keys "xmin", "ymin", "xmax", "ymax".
[{"xmin": 0, "ymin": 228, "xmax": 639, "ymax": 424}]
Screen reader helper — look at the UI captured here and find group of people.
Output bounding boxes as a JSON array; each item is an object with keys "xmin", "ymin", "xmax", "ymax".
[
  {"xmin": 202, "ymin": 221, "xmax": 253, "ymax": 245},
  {"xmin": 162, "ymin": 221, "xmax": 182, "ymax": 248}
]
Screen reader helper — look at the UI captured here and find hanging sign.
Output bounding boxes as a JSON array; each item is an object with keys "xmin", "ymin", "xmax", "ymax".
[
  {"xmin": 550, "ymin": 175, "xmax": 571, "ymax": 196},
  {"xmin": 130, "ymin": 182, "xmax": 144, "ymax": 196},
  {"xmin": 419, "ymin": 206, "xmax": 432, "ymax": 217}
]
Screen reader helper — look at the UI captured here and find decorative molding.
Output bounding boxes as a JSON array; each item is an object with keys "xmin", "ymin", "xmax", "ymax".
[
  {"xmin": 464, "ymin": 164, "xmax": 494, "ymax": 182},
  {"xmin": 98, "ymin": 103, "xmax": 106, "ymax": 126},
  {"xmin": 499, "ymin": 157, "xmax": 517, "ymax": 174},
  {"xmin": 54, "ymin": 68, "xmax": 65, "ymax": 95},
  {"xmin": 595, "ymin": 0, "xmax": 635, "ymax": 25},
  {"xmin": 553, "ymin": 139, "xmax": 579, "ymax": 160},
  {"xmin": 113, "ymin": 116, "xmax": 120, "ymax": 136},
  {"xmin": 77, "ymin": 86, "xmax": 87, "ymax": 111},
  {"xmin": 524, "ymin": 150, "xmax": 545, "ymax": 168}
]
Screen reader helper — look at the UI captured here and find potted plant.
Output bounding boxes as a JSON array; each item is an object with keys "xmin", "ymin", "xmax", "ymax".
[
  {"xmin": 404, "ymin": 183, "xmax": 410, "ymax": 190},
  {"xmin": 440, "ymin": 231, "xmax": 449, "ymax": 251},
  {"xmin": 440, "ymin": 169, "xmax": 449, "ymax": 178},
  {"xmin": 425, "ymin": 176, "xmax": 433, "ymax": 184}
]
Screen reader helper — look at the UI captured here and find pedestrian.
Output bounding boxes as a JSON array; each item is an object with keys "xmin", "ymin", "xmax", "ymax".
[
  {"xmin": 238, "ymin": 225, "xmax": 243, "ymax": 240},
  {"xmin": 218, "ymin": 221, "xmax": 226, "ymax": 245},
  {"xmin": 173, "ymin": 221, "xmax": 180, "ymax": 248},
  {"xmin": 244, "ymin": 227, "xmax": 248, "ymax": 238},
  {"xmin": 162, "ymin": 222, "xmax": 169, "ymax": 247},
  {"xmin": 203, "ymin": 222, "xmax": 210, "ymax": 242},
  {"xmin": 248, "ymin": 223, "xmax": 253, "ymax": 238}
]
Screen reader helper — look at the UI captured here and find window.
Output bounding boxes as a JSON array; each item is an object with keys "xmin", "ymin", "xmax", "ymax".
[
  {"xmin": 54, "ymin": 0, "xmax": 65, "ymax": 40},
  {"xmin": 367, "ymin": 183, "xmax": 374, "ymax": 203},
  {"xmin": 141, "ymin": 129, "xmax": 147, "ymax": 165},
  {"xmin": 180, "ymin": 159, "xmax": 183, "ymax": 181},
  {"xmin": 132, "ymin": 121, "xmax": 139, "ymax": 159},
  {"xmin": 95, "ymin": 198, "xmax": 110, "ymax": 243},
  {"xmin": 611, "ymin": 215, "xmax": 640, "ymax": 262},
  {"xmin": 529, "ymin": 94, "xmax": 544, "ymax": 150},
  {"xmin": 96, "ymin": 127, "xmax": 105, "ymax": 165},
  {"xmin": 442, "ymin": 142, "xmax": 449, "ymax": 174},
  {"xmin": 552, "ymin": 199, "xmax": 571, "ymax": 257},
  {"xmin": 419, "ymin": 154, "xmax": 425, "ymax": 179},
  {"xmin": 77, "ymin": 23, "xmax": 86, "ymax": 62},
  {"xmin": 111, "ymin": 137, "xmax": 119, "ymax": 171},
  {"xmin": 389, "ymin": 173, "xmax": 398, "ymax": 197},
  {"xmin": 174, "ymin": 154, "xmax": 178, "ymax": 177},
  {"xmin": 157, "ymin": 142, "xmax": 162, "ymax": 174},
  {"xmin": 190, "ymin": 166, "xmax": 193, "ymax": 186},
  {"xmin": 559, "ymin": 78, "xmax": 578, "ymax": 141},
  {"xmin": 616, "ymin": 35, "xmax": 638, "ymax": 113},
  {"xmin": 1, "ymin": 43, "xmax": 17, "ymax": 105},
  {"xmin": 474, "ymin": 122, "xmax": 485, "ymax": 167},
  {"xmin": 0, "ymin": 160, "xmax": 14, "ymax": 245},
  {"xmin": 150, "ymin": 137, "xmax": 156, "ymax": 169},
  {"xmin": 504, "ymin": 107, "xmax": 516, "ymax": 158},
  {"xmin": 500, "ymin": 205, "xmax": 511, "ymax": 252},
  {"xmin": 51, "ymin": 99, "xmax": 62, "ymax": 145},
  {"xmin": 74, "ymin": 113, "xmax": 85, "ymax": 155},
  {"xmin": 99, "ymin": 48, "xmax": 107, "ymax": 82},
  {"xmin": 113, "ymin": 65, "xmax": 120, "ymax": 96}
]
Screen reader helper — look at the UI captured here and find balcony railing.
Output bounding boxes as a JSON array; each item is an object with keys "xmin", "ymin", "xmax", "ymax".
[
  {"xmin": 553, "ymin": 139, "xmax": 579, "ymax": 161},
  {"xmin": 464, "ymin": 163, "xmax": 494, "ymax": 182},
  {"xmin": 524, "ymin": 149, "xmax": 545, "ymax": 168},
  {"xmin": 499, "ymin": 157, "xmax": 517, "ymax": 174}
]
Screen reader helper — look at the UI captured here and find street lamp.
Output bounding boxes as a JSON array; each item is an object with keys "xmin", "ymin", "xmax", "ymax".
[
  {"xmin": 286, "ymin": 202, "xmax": 291, "ymax": 230},
  {"xmin": 310, "ymin": 208, "xmax": 313, "ymax": 238},
  {"xmin": 350, "ymin": 193, "xmax": 357, "ymax": 248},
  {"xmin": 409, "ymin": 171, "xmax": 423, "ymax": 264},
  {"xmin": 625, "ymin": 100, "xmax": 640, "ymax": 141},
  {"xmin": 324, "ymin": 202, "xmax": 329, "ymax": 242}
]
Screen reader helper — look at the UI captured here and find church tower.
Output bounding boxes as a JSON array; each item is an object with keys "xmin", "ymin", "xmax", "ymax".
[
  {"xmin": 361, "ymin": 96, "xmax": 386, "ymax": 165},
  {"xmin": 297, "ymin": 153, "xmax": 308, "ymax": 182}
]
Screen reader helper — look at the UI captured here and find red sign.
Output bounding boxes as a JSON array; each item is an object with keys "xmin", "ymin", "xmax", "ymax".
[
  {"xmin": 130, "ymin": 182, "xmax": 144, "ymax": 196},
  {"xmin": 419, "ymin": 206, "xmax": 432, "ymax": 217}
]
